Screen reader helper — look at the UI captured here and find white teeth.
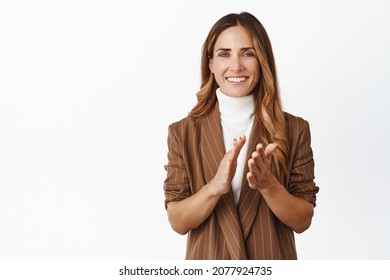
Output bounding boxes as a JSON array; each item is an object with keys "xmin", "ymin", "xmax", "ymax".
[{"xmin": 227, "ymin": 77, "xmax": 246, "ymax": 83}]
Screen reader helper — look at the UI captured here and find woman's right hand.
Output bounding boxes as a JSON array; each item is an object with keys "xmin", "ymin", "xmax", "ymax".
[
  {"xmin": 208, "ymin": 136, "xmax": 247, "ymax": 196},
  {"xmin": 167, "ymin": 135, "xmax": 246, "ymax": 235}
]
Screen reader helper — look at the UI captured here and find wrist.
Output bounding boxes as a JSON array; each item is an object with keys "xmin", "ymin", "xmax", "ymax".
[
  {"xmin": 206, "ymin": 179, "xmax": 224, "ymax": 197},
  {"xmin": 259, "ymin": 178, "xmax": 281, "ymax": 197}
]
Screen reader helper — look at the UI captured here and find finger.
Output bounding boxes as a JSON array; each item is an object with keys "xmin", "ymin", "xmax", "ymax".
[
  {"xmin": 251, "ymin": 150, "xmax": 260, "ymax": 160},
  {"xmin": 264, "ymin": 143, "xmax": 277, "ymax": 159},
  {"xmin": 248, "ymin": 158, "xmax": 262, "ymax": 179},
  {"xmin": 255, "ymin": 143, "xmax": 263, "ymax": 154},
  {"xmin": 230, "ymin": 135, "xmax": 246, "ymax": 160},
  {"xmin": 253, "ymin": 143, "xmax": 269, "ymax": 173},
  {"xmin": 250, "ymin": 142, "xmax": 275, "ymax": 172},
  {"xmin": 246, "ymin": 172, "xmax": 257, "ymax": 189}
]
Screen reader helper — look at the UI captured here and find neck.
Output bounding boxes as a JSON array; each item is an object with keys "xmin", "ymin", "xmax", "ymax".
[{"xmin": 216, "ymin": 88, "xmax": 254, "ymax": 116}]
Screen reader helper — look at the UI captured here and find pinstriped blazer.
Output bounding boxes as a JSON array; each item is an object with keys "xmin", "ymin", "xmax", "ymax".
[{"xmin": 163, "ymin": 102, "xmax": 319, "ymax": 260}]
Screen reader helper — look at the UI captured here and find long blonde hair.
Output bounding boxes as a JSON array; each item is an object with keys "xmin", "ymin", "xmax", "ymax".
[{"xmin": 189, "ymin": 12, "xmax": 289, "ymax": 178}]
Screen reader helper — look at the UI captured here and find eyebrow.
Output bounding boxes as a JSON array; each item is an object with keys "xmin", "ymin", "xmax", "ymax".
[{"xmin": 215, "ymin": 47, "xmax": 255, "ymax": 52}]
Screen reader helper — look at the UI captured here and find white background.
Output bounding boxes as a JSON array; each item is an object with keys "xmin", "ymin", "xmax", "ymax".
[{"xmin": 0, "ymin": 0, "xmax": 389, "ymax": 260}]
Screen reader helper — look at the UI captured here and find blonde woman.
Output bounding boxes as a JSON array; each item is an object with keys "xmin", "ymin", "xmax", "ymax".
[{"xmin": 163, "ymin": 12, "xmax": 319, "ymax": 260}]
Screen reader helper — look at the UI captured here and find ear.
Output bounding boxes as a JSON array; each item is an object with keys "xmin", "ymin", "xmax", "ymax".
[{"xmin": 209, "ymin": 58, "xmax": 214, "ymax": 73}]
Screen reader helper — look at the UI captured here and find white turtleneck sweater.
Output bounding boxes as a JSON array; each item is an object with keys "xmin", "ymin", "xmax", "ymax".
[{"xmin": 216, "ymin": 88, "xmax": 255, "ymax": 205}]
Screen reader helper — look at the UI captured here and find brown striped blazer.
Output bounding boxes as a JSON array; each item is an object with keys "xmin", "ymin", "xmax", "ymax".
[{"xmin": 163, "ymin": 102, "xmax": 319, "ymax": 260}]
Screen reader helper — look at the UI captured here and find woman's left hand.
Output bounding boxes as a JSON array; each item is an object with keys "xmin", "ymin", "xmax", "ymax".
[
  {"xmin": 246, "ymin": 142, "xmax": 314, "ymax": 233},
  {"xmin": 247, "ymin": 143, "xmax": 278, "ymax": 192}
]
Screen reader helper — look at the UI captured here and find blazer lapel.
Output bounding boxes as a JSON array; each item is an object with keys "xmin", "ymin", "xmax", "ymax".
[
  {"xmin": 199, "ymin": 102, "xmax": 226, "ymax": 184},
  {"xmin": 200, "ymin": 102, "xmax": 247, "ymax": 259},
  {"xmin": 238, "ymin": 119, "xmax": 264, "ymax": 239}
]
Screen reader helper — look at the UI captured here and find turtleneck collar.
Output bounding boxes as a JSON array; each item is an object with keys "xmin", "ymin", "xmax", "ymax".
[{"xmin": 216, "ymin": 88, "xmax": 254, "ymax": 116}]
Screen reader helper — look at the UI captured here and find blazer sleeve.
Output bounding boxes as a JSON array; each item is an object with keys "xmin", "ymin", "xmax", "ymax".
[
  {"xmin": 163, "ymin": 123, "xmax": 192, "ymax": 209},
  {"xmin": 288, "ymin": 119, "xmax": 319, "ymax": 207}
]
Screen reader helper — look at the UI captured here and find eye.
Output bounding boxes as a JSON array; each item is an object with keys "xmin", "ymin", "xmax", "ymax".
[
  {"xmin": 218, "ymin": 51, "xmax": 229, "ymax": 57},
  {"xmin": 243, "ymin": 52, "xmax": 255, "ymax": 57}
]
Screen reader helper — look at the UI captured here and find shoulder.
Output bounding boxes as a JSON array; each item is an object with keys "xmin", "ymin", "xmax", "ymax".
[
  {"xmin": 284, "ymin": 111, "xmax": 309, "ymax": 125},
  {"xmin": 169, "ymin": 101, "xmax": 218, "ymax": 131},
  {"xmin": 167, "ymin": 115, "xmax": 201, "ymax": 144},
  {"xmin": 168, "ymin": 115, "xmax": 198, "ymax": 132},
  {"xmin": 283, "ymin": 111, "xmax": 313, "ymax": 146},
  {"xmin": 284, "ymin": 111, "xmax": 310, "ymax": 132}
]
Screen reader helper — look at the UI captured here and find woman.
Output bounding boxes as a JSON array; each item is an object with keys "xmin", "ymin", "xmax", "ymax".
[{"xmin": 163, "ymin": 12, "xmax": 319, "ymax": 260}]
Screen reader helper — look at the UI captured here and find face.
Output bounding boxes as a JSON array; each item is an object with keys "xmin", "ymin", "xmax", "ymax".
[{"xmin": 209, "ymin": 25, "xmax": 260, "ymax": 98}]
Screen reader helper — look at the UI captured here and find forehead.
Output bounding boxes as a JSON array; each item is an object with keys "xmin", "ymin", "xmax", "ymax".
[{"xmin": 214, "ymin": 25, "xmax": 254, "ymax": 49}]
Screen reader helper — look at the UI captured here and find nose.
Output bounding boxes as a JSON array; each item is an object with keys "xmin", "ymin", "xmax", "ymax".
[{"xmin": 230, "ymin": 55, "xmax": 244, "ymax": 72}]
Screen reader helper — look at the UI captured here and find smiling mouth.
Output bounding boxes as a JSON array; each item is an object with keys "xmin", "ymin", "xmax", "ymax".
[{"xmin": 226, "ymin": 76, "xmax": 248, "ymax": 83}]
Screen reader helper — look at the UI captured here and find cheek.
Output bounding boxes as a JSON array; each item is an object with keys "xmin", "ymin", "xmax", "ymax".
[
  {"xmin": 214, "ymin": 72, "xmax": 225, "ymax": 83},
  {"xmin": 252, "ymin": 65, "xmax": 261, "ymax": 81},
  {"xmin": 209, "ymin": 60, "xmax": 214, "ymax": 73},
  {"xmin": 214, "ymin": 75, "xmax": 224, "ymax": 86},
  {"xmin": 211, "ymin": 63, "xmax": 222, "ymax": 75}
]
